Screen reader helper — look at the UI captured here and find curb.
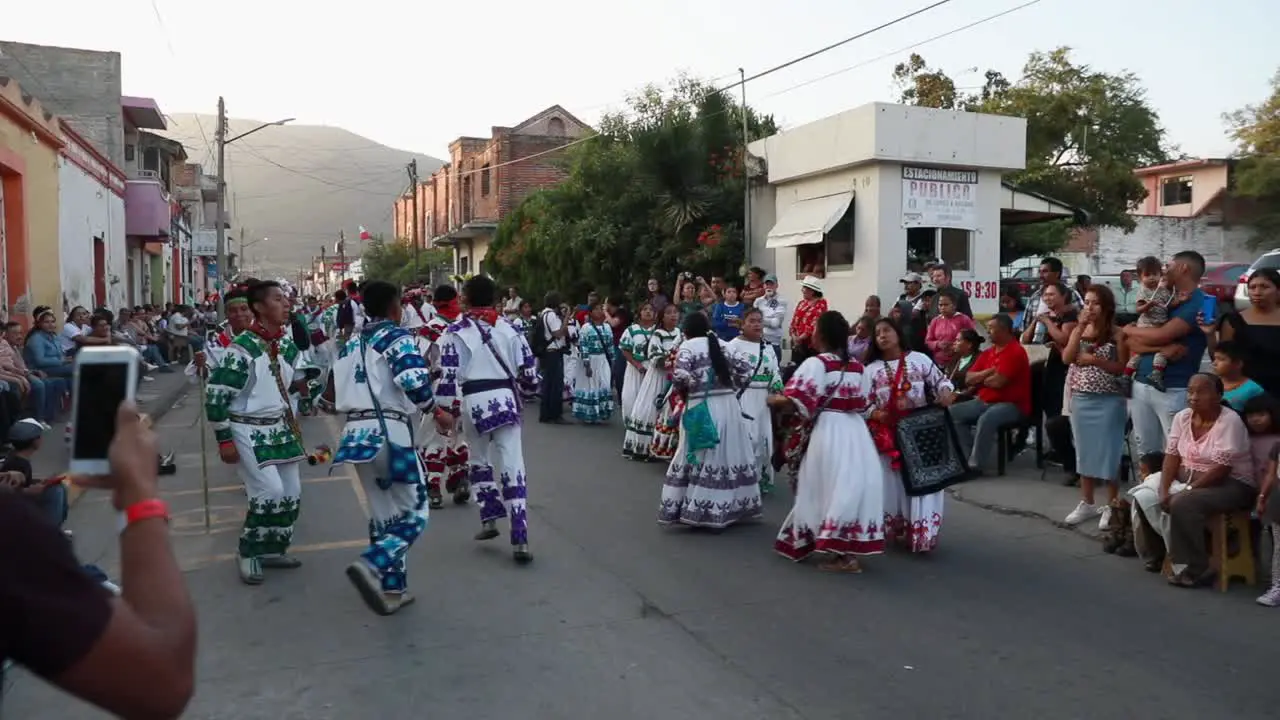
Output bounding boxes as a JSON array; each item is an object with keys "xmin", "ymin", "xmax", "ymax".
[
  {"xmin": 66, "ymin": 379, "xmax": 192, "ymax": 508},
  {"xmin": 945, "ymin": 486, "xmax": 1105, "ymax": 543}
]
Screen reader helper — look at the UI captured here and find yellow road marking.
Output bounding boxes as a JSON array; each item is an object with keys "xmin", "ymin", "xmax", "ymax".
[
  {"xmin": 323, "ymin": 414, "xmax": 369, "ymax": 519},
  {"xmin": 182, "ymin": 538, "xmax": 369, "ymax": 572},
  {"xmin": 163, "ymin": 475, "xmax": 345, "ymax": 498}
]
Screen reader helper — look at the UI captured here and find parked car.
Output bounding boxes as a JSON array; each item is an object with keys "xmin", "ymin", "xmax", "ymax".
[
  {"xmin": 1235, "ymin": 249, "xmax": 1280, "ymax": 311},
  {"xmin": 1000, "ymin": 266, "xmax": 1037, "ymax": 300},
  {"xmin": 1191, "ymin": 261, "xmax": 1249, "ymax": 315}
]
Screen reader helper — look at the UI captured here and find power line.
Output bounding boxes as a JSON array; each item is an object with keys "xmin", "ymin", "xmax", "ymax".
[
  {"xmin": 427, "ymin": 0, "xmax": 957, "ymax": 185},
  {"xmin": 150, "ymin": 0, "xmax": 216, "ymax": 167},
  {"xmin": 759, "ymin": 0, "xmax": 1046, "ymax": 102},
  {"xmin": 234, "ymin": 140, "xmax": 406, "ymax": 196}
]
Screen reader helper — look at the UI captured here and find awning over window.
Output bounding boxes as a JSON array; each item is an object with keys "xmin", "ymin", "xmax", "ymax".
[{"xmin": 765, "ymin": 191, "xmax": 855, "ymax": 249}]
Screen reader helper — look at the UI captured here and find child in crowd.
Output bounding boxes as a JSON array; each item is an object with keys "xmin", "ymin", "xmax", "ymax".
[
  {"xmin": 711, "ymin": 284, "xmax": 746, "ymax": 342},
  {"xmin": 1123, "ymin": 255, "xmax": 1189, "ymax": 390},
  {"xmin": 847, "ymin": 316, "xmax": 874, "ymax": 362},
  {"xmin": 1213, "ymin": 341, "xmax": 1267, "ymax": 411},
  {"xmin": 924, "ymin": 288, "xmax": 975, "ymax": 367},
  {"xmin": 1249, "ymin": 395, "xmax": 1280, "ymax": 606}
]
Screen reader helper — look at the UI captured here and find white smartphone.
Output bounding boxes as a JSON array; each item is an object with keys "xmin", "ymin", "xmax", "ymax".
[{"xmin": 69, "ymin": 346, "xmax": 140, "ymax": 475}]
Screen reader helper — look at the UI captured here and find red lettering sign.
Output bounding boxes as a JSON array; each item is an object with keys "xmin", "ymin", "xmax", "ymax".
[{"xmin": 959, "ymin": 280, "xmax": 999, "ymax": 300}]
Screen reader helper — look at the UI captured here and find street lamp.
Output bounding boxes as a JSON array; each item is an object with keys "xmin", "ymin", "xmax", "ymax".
[{"xmin": 214, "ymin": 98, "xmax": 294, "ymax": 318}]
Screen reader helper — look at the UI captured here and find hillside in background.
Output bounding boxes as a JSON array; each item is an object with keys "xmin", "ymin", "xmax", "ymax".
[{"xmin": 162, "ymin": 114, "xmax": 443, "ymax": 275}]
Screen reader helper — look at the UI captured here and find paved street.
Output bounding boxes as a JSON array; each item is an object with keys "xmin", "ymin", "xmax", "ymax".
[{"xmin": 6, "ymin": 389, "xmax": 1279, "ymax": 720}]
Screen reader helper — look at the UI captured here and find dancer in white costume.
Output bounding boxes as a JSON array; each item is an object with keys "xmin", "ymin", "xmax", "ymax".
[
  {"xmin": 727, "ymin": 307, "xmax": 784, "ymax": 494},
  {"xmin": 771, "ymin": 311, "xmax": 884, "ymax": 573},
  {"xmin": 205, "ymin": 280, "xmax": 311, "ymax": 584},
  {"xmin": 419, "ymin": 285, "xmax": 470, "ymax": 508},
  {"xmin": 863, "ymin": 317, "xmax": 955, "ymax": 553},
  {"xmin": 435, "ymin": 276, "xmax": 539, "ymax": 563},
  {"xmin": 330, "ymin": 281, "xmax": 446, "ymax": 615}
]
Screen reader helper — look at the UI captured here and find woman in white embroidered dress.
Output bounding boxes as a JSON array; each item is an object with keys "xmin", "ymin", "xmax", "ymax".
[
  {"xmin": 658, "ymin": 311, "xmax": 762, "ymax": 528},
  {"xmin": 728, "ymin": 308, "xmax": 783, "ymax": 494},
  {"xmin": 572, "ymin": 303, "xmax": 616, "ymax": 424},
  {"xmin": 863, "ymin": 317, "xmax": 956, "ymax": 553},
  {"xmin": 625, "ymin": 304, "xmax": 682, "ymax": 460},
  {"xmin": 619, "ymin": 303, "xmax": 656, "ymax": 449},
  {"xmin": 769, "ymin": 311, "xmax": 883, "ymax": 573},
  {"xmin": 561, "ymin": 304, "xmax": 580, "ymax": 404}
]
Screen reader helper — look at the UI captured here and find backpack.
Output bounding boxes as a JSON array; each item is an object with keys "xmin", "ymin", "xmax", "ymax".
[{"xmin": 530, "ymin": 309, "xmax": 550, "ymax": 357}]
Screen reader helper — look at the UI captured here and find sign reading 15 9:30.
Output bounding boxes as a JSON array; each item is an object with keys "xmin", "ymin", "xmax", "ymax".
[{"xmin": 959, "ymin": 280, "xmax": 999, "ymax": 300}]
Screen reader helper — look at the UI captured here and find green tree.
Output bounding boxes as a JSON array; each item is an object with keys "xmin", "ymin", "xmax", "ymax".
[
  {"xmin": 360, "ymin": 237, "xmax": 452, "ymax": 286},
  {"xmin": 486, "ymin": 76, "xmax": 777, "ymax": 303},
  {"xmin": 893, "ymin": 48, "xmax": 1169, "ymax": 263},
  {"xmin": 1225, "ymin": 68, "xmax": 1280, "ymax": 248}
]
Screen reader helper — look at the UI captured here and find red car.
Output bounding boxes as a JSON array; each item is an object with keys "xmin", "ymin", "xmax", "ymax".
[{"xmin": 1201, "ymin": 261, "xmax": 1251, "ymax": 312}]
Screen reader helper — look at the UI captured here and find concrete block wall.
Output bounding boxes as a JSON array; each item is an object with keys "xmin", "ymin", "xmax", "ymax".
[{"xmin": 0, "ymin": 41, "xmax": 123, "ymax": 168}]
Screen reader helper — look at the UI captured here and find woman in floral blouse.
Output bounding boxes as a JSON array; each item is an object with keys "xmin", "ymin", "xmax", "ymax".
[
  {"xmin": 618, "ymin": 303, "xmax": 657, "ymax": 446},
  {"xmin": 788, "ymin": 275, "xmax": 828, "ymax": 365}
]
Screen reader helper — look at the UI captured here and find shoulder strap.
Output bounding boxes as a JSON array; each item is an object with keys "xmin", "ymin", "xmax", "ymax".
[
  {"xmin": 473, "ymin": 320, "xmax": 523, "ymax": 411},
  {"xmin": 358, "ymin": 329, "xmax": 412, "ymax": 445}
]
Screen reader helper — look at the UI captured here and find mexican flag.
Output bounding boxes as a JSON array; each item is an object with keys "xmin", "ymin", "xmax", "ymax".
[{"xmin": 358, "ymin": 226, "xmax": 372, "ymax": 241}]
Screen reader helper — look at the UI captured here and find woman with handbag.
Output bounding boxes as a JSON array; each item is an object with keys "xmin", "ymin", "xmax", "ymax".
[
  {"xmin": 864, "ymin": 317, "xmax": 957, "ymax": 554},
  {"xmin": 657, "ymin": 311, "xmax": 762, "ymax": 528},
  {"xmin": 768, "ymin": 311, "xmax": 883, "ymax": 573}
]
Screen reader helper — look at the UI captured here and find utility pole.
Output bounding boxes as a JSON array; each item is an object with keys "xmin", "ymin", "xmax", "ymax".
[
  {"xmin": 408, "ymin": 159, "xmax": 420, "ymax": 283},
  {"xmin": 739, "ymin": 68, "xmax": 752, "ymax": 266},
  {"xmin": 338, "ymin": 229, "xmax": 346, "ymax": 287},
  {"xmin": 319, "ymin": 244, "xmax": 327, "ymax": 295},
  {"xmin": 214, "ymin": 96, "xmax": 228, "ymax": 319}
]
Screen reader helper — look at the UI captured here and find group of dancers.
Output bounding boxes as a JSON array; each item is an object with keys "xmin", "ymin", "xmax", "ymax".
[
  {"xmin": 544, "ymin": 297, "xmax": 956, "ymax": 574},
  {"xmin": 197, "ymin": 276, "xmax": 535, "ymax": 616}
]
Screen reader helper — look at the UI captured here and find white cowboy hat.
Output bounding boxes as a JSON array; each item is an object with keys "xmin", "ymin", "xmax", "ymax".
[{"xmin": 800, "ymin": 275, "xmax": 824, "ymax": 294}]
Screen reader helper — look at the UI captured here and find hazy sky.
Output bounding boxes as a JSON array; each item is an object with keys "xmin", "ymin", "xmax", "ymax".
[{"xmin": 5, "ymin": 0, "xmax": 1275, "ymax": 168}]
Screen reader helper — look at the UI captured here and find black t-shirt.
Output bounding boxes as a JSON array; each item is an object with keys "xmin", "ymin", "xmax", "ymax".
[
  {"xmin": 0, "ymin": 493, "xmax": 112, "ymax": 679},
  {"xmin": 2, "ymin": 454, "xmax": 34, "ymax": 488}
]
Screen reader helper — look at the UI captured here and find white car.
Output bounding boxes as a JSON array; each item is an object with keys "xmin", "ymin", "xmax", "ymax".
[{"xmin": 1235, "ymin": 248, "xmax": 1280, "ymax": 311}]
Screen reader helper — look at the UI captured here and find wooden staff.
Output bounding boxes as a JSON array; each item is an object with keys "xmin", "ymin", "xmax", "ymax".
[{"xmin": 197, "ymin": 379, "xmax": 211, "ymax": 533}]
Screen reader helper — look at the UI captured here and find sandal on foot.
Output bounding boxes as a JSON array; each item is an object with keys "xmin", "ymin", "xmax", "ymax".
[
  {"xmin": 1168, "ymin": 570, "xmax": 1212, "ymax": 588},
  {"xmin": 818, "ymin": 557, "xmax": 862, "ymax": 574}
]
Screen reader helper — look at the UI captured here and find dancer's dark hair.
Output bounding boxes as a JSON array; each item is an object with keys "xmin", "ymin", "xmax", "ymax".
[
  {"xmin": 433, "ymin": 284, "xmax": 458, "ymax": 303},
  {"xmin": 246, "ymin": 280, "xmax": 281, "ymax": 317},
  {"xmin": 462, "ymin": 275, "xmax": 498, "ymax": 309},
  {"xmin": 815, "ymin": 311, "xmax": 850, "ymax": 363},
  {"xmin": 680, "ymin": 311, "xmax": 733, "ymax": 388},
  {"xmin": 361, "ymin": 280, "xmax": 401, "ymax": 319}
]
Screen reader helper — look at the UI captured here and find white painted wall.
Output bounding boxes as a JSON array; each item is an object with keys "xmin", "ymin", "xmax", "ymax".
[
  {"xmin": 749, "ymin": 103, "xmax": 1024, "ymax": 319},
  {"xmin": 1091, "ymin": 216, "xmax": 1256, "ymax": 274},
  {"xmin": 58, "ymin": 157, "xmax": 127, "ymax": 312}
]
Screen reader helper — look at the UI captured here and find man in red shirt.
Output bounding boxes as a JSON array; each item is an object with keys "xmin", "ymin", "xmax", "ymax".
[{"xmin": 948, "ymin": 314, "xmax": 1032, "ymax": 473}]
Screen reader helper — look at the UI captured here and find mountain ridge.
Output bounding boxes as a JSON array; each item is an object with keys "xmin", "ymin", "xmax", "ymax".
[{"xmin": 161, "ymin": 113, "xmax": 443, "ymax": 275}]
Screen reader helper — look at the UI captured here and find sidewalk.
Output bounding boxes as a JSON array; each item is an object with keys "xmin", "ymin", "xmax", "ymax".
[
  {"xmin": 946, "ymin": 451, "xmax": 1108, "ymax": 540},
  {"xmin": 35, "ymin": 368, "xmax": 193, "ymax": 506}
]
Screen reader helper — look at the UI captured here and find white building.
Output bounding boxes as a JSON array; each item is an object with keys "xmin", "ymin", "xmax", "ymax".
[
  {"xmin": 749, "ymin": 102, "xmax": 1077, "ymax": 317},
  {"xmin": 57, "ymin": 120, "xmax": 128, "ymax": 312}
]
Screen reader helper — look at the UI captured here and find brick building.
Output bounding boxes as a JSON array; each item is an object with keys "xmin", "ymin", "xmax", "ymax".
[{"xmin": 392, "ymin": 105, "xmax": 591, "ymax": 277}]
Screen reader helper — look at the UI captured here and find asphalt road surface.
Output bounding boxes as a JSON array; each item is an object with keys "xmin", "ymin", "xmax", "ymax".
[{"xmin": 6, "ymin": 390, "xmax": 1277, "ymax": 719}]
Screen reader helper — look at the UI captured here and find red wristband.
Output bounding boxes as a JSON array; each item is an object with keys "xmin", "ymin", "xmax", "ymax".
[{"xmin": 125, "ymin": 499, "xmax": 169, "ymax": 526}]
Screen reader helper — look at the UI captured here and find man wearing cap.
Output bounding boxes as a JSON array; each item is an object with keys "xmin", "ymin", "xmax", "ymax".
[
  {"xmin": 925, "ymin": 263, "xmax": 973, "ymax": 321},
  {"xmin": 897, "ymin": 272, "xmax": 931, "ymax": 351},
  {"xmin": 753, "ymin": 273, "xmax": 788, "ymax": 362},
  {"xmin": 1, "ymin": 418, "xmax": 67, "ymax": 528}
]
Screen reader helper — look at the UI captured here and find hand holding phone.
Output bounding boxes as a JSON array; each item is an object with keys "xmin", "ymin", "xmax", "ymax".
[{"xmin": 69, "ymin": 346, "xmax": 140, "ymax": 476}]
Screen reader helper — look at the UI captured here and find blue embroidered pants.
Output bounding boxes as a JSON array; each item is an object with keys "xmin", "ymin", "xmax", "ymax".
[{"xmin": 354, "ymin": 447, "xmax": 429, "ymax": 593}]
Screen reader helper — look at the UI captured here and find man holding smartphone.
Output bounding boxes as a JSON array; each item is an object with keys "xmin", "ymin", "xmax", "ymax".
[{"xmin": 0, "ymin": 403, "xmax": 196, "ymax": 718}]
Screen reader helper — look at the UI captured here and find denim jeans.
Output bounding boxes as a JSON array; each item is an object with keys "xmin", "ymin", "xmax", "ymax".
[
  {"xmin": 948, "ymin": 398, "xmax": 1025, "ymax": 473},
  {"xmin": 1130, "ymin": 381, "xmax": 1187, "ymax": 456},
  {"xmin": 26, "ymin": 375, "xmax": 64, "ymax": 423},
  {"xmin": 139, "ymin": 344, "xmax": 166, "ymax": 366},
  {"xmin": 32, "ymin": 483, "xmax": 68, "ymax": 527}
]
